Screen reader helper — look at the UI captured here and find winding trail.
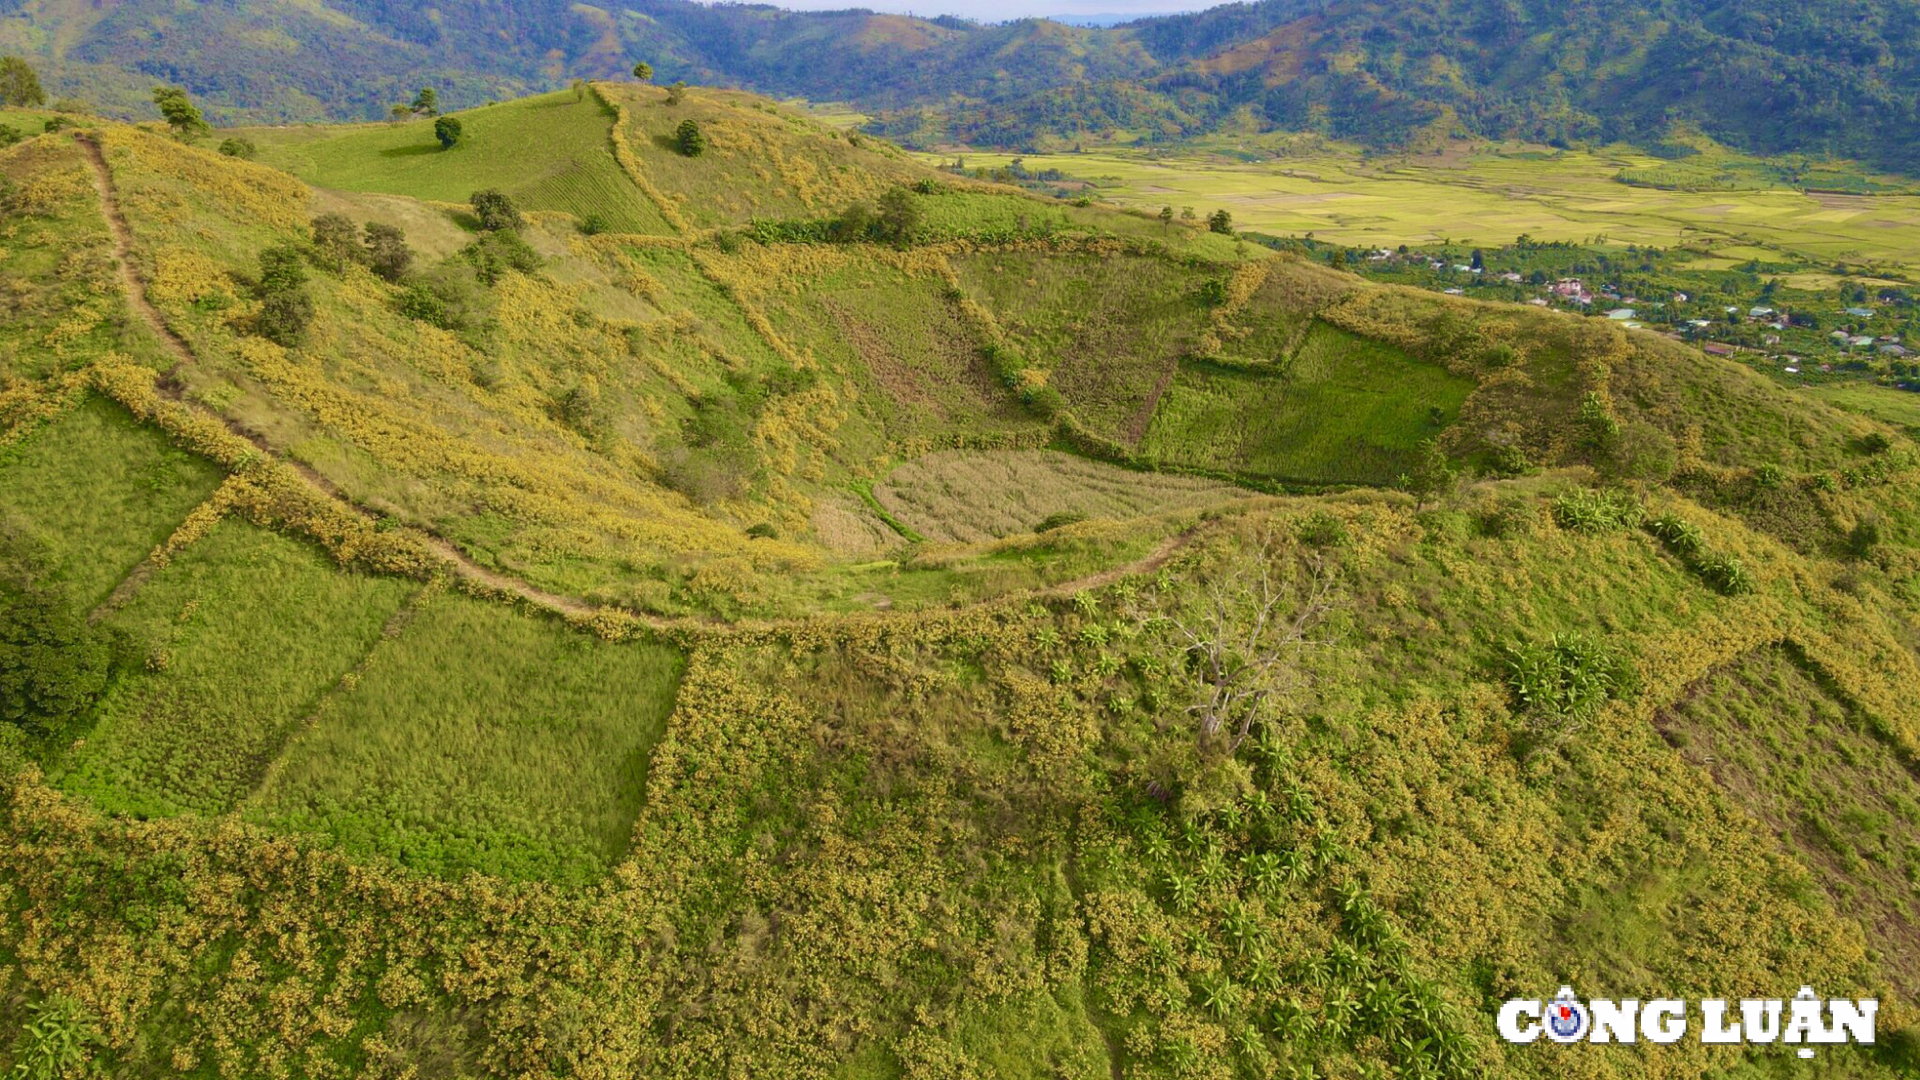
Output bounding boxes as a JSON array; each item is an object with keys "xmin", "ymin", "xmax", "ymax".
[{"xmin": 74, "ymin": 132, "xmax": 1205, "ymax": 634}]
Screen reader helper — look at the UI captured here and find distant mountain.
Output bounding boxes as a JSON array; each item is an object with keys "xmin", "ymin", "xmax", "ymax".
[{"xmin": 3, "ymin": 0, "xmax": 1916, "ymax": 172}]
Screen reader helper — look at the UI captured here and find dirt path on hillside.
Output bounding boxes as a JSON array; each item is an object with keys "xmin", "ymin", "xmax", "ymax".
[
  {"xmin": 78, "ymin": 134, "xmax": 599, "ymax": 617},
  {"xmin": 75, "ymin": 133, "xmax": 1200, "ymax": 632}
]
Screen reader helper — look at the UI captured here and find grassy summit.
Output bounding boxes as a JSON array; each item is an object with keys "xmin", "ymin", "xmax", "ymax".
[{"xmin": 3, "ymin": 85, "xmax": 1920, "ymax": 1078}]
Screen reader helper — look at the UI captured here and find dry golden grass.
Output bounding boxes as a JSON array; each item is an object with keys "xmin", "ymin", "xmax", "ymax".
[{"xmin": 873, "ymin": 449, "xmax": 1247, "ymax": 544}]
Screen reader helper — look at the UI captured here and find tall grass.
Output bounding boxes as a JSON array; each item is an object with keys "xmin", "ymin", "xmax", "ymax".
[
  {"xmin": 873, "ymin": 449, "xmax": 1244, "ymax": 544},
  {"xmin": 249, "ymin": 590, "xmax": 684, "ymax": 884},
  {"xmin": 1139, "ymin": 325, "xmax": 1472, "ymax": 484},
  {"xmin": 57, "ymin": 520, "xmax": 415, "ymax": 817},
  {"xmin": 0, "ymin": 396, "xmax": 224, "ymax": 608}
]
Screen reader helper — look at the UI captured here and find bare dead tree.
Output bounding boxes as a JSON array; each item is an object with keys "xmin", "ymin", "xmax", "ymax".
[{"xmin": 1142, "ymin": 535, "xmax": 1337, "ymax": 756}]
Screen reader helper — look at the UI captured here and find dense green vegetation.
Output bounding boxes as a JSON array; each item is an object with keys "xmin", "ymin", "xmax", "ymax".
[
  {"xmin": 5, "ymin": 82, "xmax": 1920, "ymax": 1079},
  {"xmin": 5, "ymin": 0, "xmax": 1919, "ymax": 175}
]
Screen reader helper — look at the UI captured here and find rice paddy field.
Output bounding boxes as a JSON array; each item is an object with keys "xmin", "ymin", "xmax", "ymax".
[{"xmin": 925, "ymin": 142, "xmax": 1920, "ymax": 278}]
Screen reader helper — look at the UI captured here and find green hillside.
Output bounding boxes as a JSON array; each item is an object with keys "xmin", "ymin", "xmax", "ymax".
[
  {"xmin": 4, "ymin": 0, "xmax": 1918, "ymax": 174},
  {"xmin": 4, "ymin": 87, "xmax": 1920, "ymax": 1079}
]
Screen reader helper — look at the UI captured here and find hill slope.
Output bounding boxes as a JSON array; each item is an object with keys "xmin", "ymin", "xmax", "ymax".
[
  {"xmin": 4, "ymin": 0, "xmax": 1918, "ymax": 172},
  {"xmin": 3, "ymin": 90, "xmax": 1920, "ymax": 1078}
]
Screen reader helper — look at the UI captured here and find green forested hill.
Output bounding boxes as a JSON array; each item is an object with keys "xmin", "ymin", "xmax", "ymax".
[
  {"xmin": 4, "ymin": 86, "xmax": 1920, "ymax": 1077},
  {"xmin": 3, "ymin": 0, "xmax": 1918, "ymax": 172}
]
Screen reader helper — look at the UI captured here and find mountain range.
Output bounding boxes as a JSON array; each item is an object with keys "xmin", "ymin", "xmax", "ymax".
[{"xmin": 3, "ymin": 0, "xmax": 1917, "ymax": 171}]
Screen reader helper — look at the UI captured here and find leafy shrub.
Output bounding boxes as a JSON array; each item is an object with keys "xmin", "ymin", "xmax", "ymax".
[
  {"xmin": 745, "ymin": 522, "xmax": 779, "ymax": 540},
  {"xmin": 578, "ymin": 212, "xmax": 610, "ymax": 236},
  {"xmin": 310, "ymin": 213, "xmax": 363, "ymax": 272},
  {"xmin": 256, "ymin": 290, "xmax": 315, "ymax": 347},
  {"xmin": 363, "ymin": 222, "xmax": 412, "ymax": 282},
  {"xmin": 1034, "ymin": 511, "xmax": 1087, "ymax": 533},
  {"xmin": 434, "ymin": 115, "xmax": 462, "ymax": 150},
  {"xmin": 0, "ymin": 123, "xmax": 21, "ymax": 148},
  {"xmin": 1, "ymin": 584, "xmax": 113, "ymax": 743},
  {"xmin": 1295, "ymin": 511, "xmax": 1348, "ymax": 548},
  {"xmin": 1490, "ymin": 442, "xmax": 1532, "ymax": 477},
  {"xmin": 1646, "ymin": 514, "xmax": 1705, "ymax": 558},
  {"xmin": 462, "ymin": 229, "xmax": 540, "ymax": 284},
  {"xmin": 1754, "ymin": 463, "xmax": 1787, "ymax": 489},
  {"xmin": 253, "ymin": 242, "xmax": 313, "ymax": 346},
  {"xmin": 8, "ymin": 995, "xmax": 101, "ymax": 1080},
  {"xmin": 217, "ymin": 136, "xmax": 256, "ymax": 159},
  {"xmin": 1695, "ymin": 553, "xmax": 1755, "ymax": 595},
  {"xmin": 1848, "ymin": 514, "xmax": 1884, "ymax": 559},
  {"xmin": 1476, "ymin": 496, "xmax": 1537, "ymax": 539},
  {"xmin": 1550, "ymin": 488, "xmax": 1643, "ymax": 532},
  {"xmin": 1860, "ymin": 432, "xmax": 1894, "ymax": 456},
  {"xmin": 1502, "ymin": 632, "xmax": 1618, "ymax": 724},
  {"xmin": 470, "ymin": 188, "xmax": 523, "ymax": 231},
  {"xmin": 1196, "ymin": 278, "xmax": 1230, "ymax": 307},
  {"xmin": 397, "ymin": 262, "xmax": 488, "ymax": 332}
]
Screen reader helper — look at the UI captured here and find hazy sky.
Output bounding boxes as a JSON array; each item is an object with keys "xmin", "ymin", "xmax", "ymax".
[{"xmin": 753, "ymin": 0, "xmax": 1218, "ymax": 23}]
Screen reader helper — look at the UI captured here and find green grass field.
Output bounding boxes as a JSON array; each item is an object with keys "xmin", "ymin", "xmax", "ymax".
[
  {"xmin": 872, "ymin": 449, "xmax": 1246, "ymax": 543},
  {"xmin": 1139, "ymin": 324, "xmax": 1472, "ymax": 483},
  {"xmin": 924, "ymin": 142, "xmax": 1920, "ymax": 278},
  {"xmin": 610, "ymin": 84, "xmax": 927, "ymax": 230},
  {"xmin": 1809, "ymin": 383, "xmax": 1920, "ymax": 431},
  {"xmin": 951, "ymin": 250, "xmax": 1210, "ymax": 443},
  {"xmin": 57, "ymin": 520, "xmax": 417, "ymax": 818},
  {"xmin": 246, "ymin": 90, "xmax": 672, "ymax": 233},
  {"xmin": 1655, "ymin": 646, "xmax": 1920, "ymax": 989},
  {"xmin": 248, "ymin": 591, "xmax": 684, "ymax": 884},
  {"xmin": 0, "ymin": 396, "xmax": 225, "ymax": 609}
]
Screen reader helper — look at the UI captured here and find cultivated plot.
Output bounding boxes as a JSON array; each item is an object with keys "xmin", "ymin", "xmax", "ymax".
[
  {"xmin": 249, "ymin": 591, "xmax": 684, "ymax": 885},
  {"xmin": 0, "ymin": 395, "xmax": 224, "ymax": 609},
  {"xmin": 58, "ymin": 519, "xmax": 417, "ymax": 818}
]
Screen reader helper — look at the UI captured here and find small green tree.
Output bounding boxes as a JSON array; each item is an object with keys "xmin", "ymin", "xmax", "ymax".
[
  {"xmin": 1400, "ymin": 438, "xmax": 1457, "ymax": 509},
  {"xmin": 152, "ymin": 85, "xmax": 209, "ymax": 139},
  {"xmin": 469, "ymin": 188, "xmax": 523, "ymax": 231},
  {"xmin": 874, "ymin": 186, "xmax": 923, "ymax": 245},
  {"xmin": 412, "ymin": 86, "xmax": 438, "ymax": 115},
  {"xmin": 434, "ymin": 115, "xmax": 462, "ymax": 150},
  {"xmin": 665, "ymin": 80, "xmax": 687, "ymax": 106},
  {"xmin": 0, "ymin": 55, "xmax": 46, "ymax": 107},
  {"xmin": 675, "ymin": 118, "xmax": 706, "ymax": 157},
  {"xmin": 1159, "ymin": 205, "xmax": 1174, "ymax": 226},
  {"xmin": 362, "ymin": 222, "xmax": 413, "ymax": 281},
  {"xmin": 633, "ymin": 62, "xmax": 654, "ymax": 82},
  {"xmin": 1208, "ymin": 209, "xmax": 1233, "ymax": 235},
  {"xmin": 253, "ymin": 242, "xmax": 313, "ymax": 346}
]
